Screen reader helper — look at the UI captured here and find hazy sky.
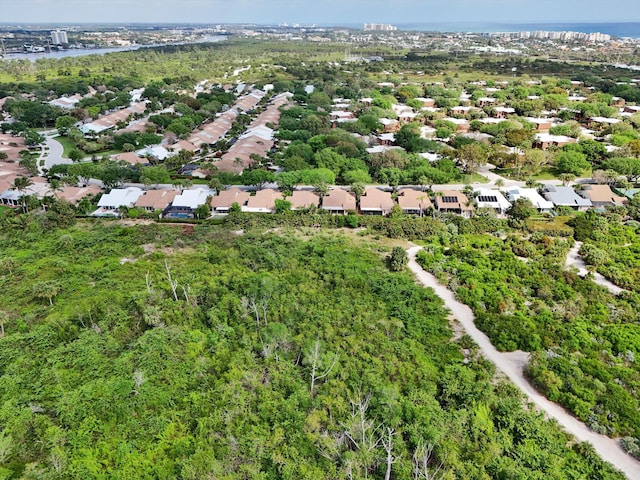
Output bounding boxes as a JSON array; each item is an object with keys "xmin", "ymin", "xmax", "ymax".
[{"xmin": 1, "ymin": 0, "xmax": 639, "ymax": 25}]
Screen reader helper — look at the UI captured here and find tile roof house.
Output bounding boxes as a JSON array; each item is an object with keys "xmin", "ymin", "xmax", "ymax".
[
  {"xmin": 287, "ymin": 190, "xmax": 320, "ymax": 210},
  {"xmin": 434, "ymin": 190, "xmax": 474, "ymax": 217},
  {"xmin": 210, "ymin": 187, "xmax": 251, "ymax": 213},
  {"xmin": 359, "ymin": 188, "xmax": 395, "ymax": 216},
  {"xmin": 474, "ymin": 188, "xmax": 511, "ymax": 214},
  {"xmin": 114, "ymin": 152, "xmax": 150, "ymax": 166},
  {"xmin": 54, "ymin": 185, "xmax": 102, "ymax": 205},
  {"xmin": 397, "ymin": 188, "xmax": 433, "ymax": 215},
  {"xmin": 243, "ymin": 188, "xmax": 283, "ymax": 213},
  {"xmin": 578, "ymin": 185, "xmax": 627, "ymax": 208},
  {"xmin": 542, "ymin": 186, "xmax": 592, "ymax": 211},
  {"xmin": 506, "ymin": 187, "xmax": 554, "ymax": 212},
  {"xmin": 321, "ymin": 189, "xmax": 356, "ymax": 214},
  {"xmin": 134, "ymin": 189, "xmax": 179, "ymax": 212}
]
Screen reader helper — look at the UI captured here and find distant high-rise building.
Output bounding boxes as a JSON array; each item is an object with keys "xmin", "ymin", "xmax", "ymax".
[
  {"xmin": 50, "ymin": 30, "xmax": 68, "ymax": 45},
  {"xmin": 364, "ymin": 23, "xmax": 397, "ymax": 32}
]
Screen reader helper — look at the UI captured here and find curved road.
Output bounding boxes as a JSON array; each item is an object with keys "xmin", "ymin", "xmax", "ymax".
[
  {"xmin": 39, "ymin": 134, "xmax": 72, "ymax": 174},
  {"xmin": 565, "ymin": 241, "xmax": 626, "ymax": 295},
  {"xmin": 406, "ymin": 246, "xmax": 640, "ymax": 479}
]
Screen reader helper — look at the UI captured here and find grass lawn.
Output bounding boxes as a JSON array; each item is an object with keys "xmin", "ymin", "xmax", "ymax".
[
  {"xmin": 54, "ymin": 135, "xmax": 121, "ymax": 160},
  {"xmin": 494, "ymin": 166, "xmax": 592, "ymax": 182},
  {"xmin": 451, "ymin": 172, "xmax": 490, "ymax": 184}
]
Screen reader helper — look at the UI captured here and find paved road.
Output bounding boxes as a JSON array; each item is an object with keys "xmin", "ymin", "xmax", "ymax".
[
  {"xmin": 565, "ymin": 241, "xmax": 626, "ymax": 295},
  {"xmin": 38, "ymin": 134, "xmax": 72, "ymax": 174},
  {"xmin": 406, "ymin": 246, "xmax": 640, "ymax": 480}
]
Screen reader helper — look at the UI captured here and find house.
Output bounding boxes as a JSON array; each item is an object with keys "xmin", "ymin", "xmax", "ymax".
[
  {"xmin": 321, "ymin": 189, "xmax": 356, "ymax": 214},
  {"xmin": 474, "ymin": 188, "xmax": 511, "ymax": 214},
  {"xmin": 359, "ymin": 188, "xmax": 394, "ymax": 216},
  {"xmin": 477, "ymin": 97, "xmax": 497, "ymax": 107},
  {"xmin": 243, "ymin": 188, "xmax": 283, "ymax": 213},
  {"xmin": 134, "ymin": 189, "xmax": 179, "ymax": 212},
  {"xmin": 377, "ymin": 133, "xmax": 396, "ymax": 146},
  {"xmin": 434, "ymin": 190, "xmax": 474, "ymax": 217},
  {"xmin": 163, "ymin": 187, "xmax": 211, "ymax": 218},
  {"xmin": 287, "ymin": 190, "xmax": 320, "ymax": 210},
  {"xmin": 526, "ymin": 118, "xmax": 554, "ymax": 132},
  {"xmin": 114, "ymin": 152, "xmax": 149, "ymax": 166},
  {"xmin": 397, "ymin": 188, "xmax": 433, "ymax": 215},
  {"xmin": 93, "ymin": 187, "xmax": 144, "ymax": 216},
  {"xmin": 442, "ymin": 118, "xmax": 470, "ymax": 133},
  {"xmin": 578, "ymin": 185, "xmax": 627, "ymax": 208},
  {"xmin": 494, "ymin": 107, "xmax": 515, "ymax": 119},
  {"xmin": 506, "ymin": 187, "xmax": 554, "ymax": 212},
  {"xmin": 414, "ymin": 97, "xmax": 435, "ymax": 108},
  {"xmin": 54, "ymin": 185, "xmax": 102, "ymax": 205},
  {"xmin": 542, "ymin": 186, "xmax": 592, "ymax": 211},
  {"xmin": 612, "ymin": 97, "xmax": 626, "ymax": 107},
  {"xmin": 534, "ymin": 133, "xmax": 576, "ymax": 150},
  {"xmin": 135, "ymin": 145, "xmax": 173, "ymax": 162},
  {"xmin": 379, "ymin": 118, "xmax": 401, "ymax": 133},
  {"xmin": 210, "ymin": 187, "xmax": 251, "ymax": 213}
]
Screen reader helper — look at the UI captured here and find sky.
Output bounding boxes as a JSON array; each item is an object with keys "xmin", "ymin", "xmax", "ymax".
[{"xmin": 1, "ymin": 0, "xmax": 639, "ymax": 26}]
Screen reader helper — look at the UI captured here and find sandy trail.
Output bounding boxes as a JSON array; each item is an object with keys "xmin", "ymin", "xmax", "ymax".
[
  {"xmin": 406, "ymin": 246, "xmax": 640, "ymax": 479},
  {"xmin": 565, "ymin": 241, "xmax": 625, "ymax": 295}
]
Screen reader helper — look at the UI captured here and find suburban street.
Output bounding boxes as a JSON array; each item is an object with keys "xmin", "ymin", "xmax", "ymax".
[{"xmin": 406, "ymin": 246, "xmax": 640, "ymax": 480}]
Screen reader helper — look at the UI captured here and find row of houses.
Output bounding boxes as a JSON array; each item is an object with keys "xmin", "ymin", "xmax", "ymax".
[{"xmin": 68, "ymin": 182, "xmax": 629, "ymax": 220}]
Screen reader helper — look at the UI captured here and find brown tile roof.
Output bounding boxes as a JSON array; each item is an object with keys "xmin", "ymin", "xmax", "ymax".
[
  {"xmin": 210, "ymin": 187, "xmax": 251, "ymax": 209},
  {"xmin": 397, "ymin": 188, "xmax": 433, "ymax": 211},
  {"xmin": 54, "ymin": 185, "xmax": 102, "ymax": 204},
  {"xmin": 115, "ymin": 152, "xmax": 148, "ymax": 165},
  {"xmin": 245, "ymin": 188, "xmax": 283, "ymax": 211},
  {"xmin": 322, "ymin": 189, "xmax": 356, "ymax": 211},
  {"xmin": 134, "ymin": 189, "xmax": 179, "ymax": 210},
  {"xmin": 579, "ymin": 185, "xmax": 627, "ymax": 205},
  {"xmin": 359, "ymin": 188, "xmax": 394, "ymax": 212},
  {"xmin": 287, "ymin": 190, "xmax": 320, "ymax": 209},
  {"xmin": 434, "ymin": 190, "xmax": 474, "ymax": 211}
]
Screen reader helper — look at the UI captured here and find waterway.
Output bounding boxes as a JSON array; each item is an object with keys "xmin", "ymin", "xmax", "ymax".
[{"xmin": 1, "ymin": 35, "xmax": 227, "ymax": 62}]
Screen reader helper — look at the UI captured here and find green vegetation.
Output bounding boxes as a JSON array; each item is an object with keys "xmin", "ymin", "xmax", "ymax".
[
  {"xmin": 0, "ymin": 214, "xmax": 624, "ymax": 479},
  {"xmin": 416, "ymin": 220, "xmax": 640, "ymax": 438}
]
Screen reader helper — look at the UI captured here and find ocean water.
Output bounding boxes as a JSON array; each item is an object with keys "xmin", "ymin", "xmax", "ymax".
[{"xmin": 336, "ymin": 22, "xmax": 640, "ymax": 38}]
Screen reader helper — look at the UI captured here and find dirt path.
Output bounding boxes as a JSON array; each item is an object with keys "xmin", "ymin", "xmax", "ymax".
[
  {"xmin": 565, "ymin": 241, "xmax": 625, "ymax": 295},
  {"xmin": 406, "ymin": 246, "xmax": 640, "ymax": 479}
]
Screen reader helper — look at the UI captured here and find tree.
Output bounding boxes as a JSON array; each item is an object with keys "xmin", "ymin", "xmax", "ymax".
[
  {"xmin": 556, "ymin": 150, "xmax": 590, "ymax": 176},
  {"xmin": 507, "ymin": 197, "xmax": 536, "ymax": 220},
  {"xmin": 350, "ymin": 182, "xmax": 365, "ymax": 202},
  {"xmin": 387, "ymin": 247, "xmax": 408, "ymax": 271},
  {"xmin": 12, "ymin": 176, "xmax": 33, "ymax": 213},
  {"xmin": 32, "ymin": 281, "xmax": 60, "ymax": 306},
  {"xmin": 140, "ymin": 166, "xmax": 171, "ymax": 188},
  {"xmin": 274, "ymin": 198, "xmax": 291, "ymax": 214},
  {"xmin": 457, "ymin": 143, "xmax": 489, "ymax": 174},
  {"xmin": 69, "ymin": 149, "xmax": 84, "ymax": 162},
  {"xmin": 55, "ymin": 115, "xmax": 77, "ymax": 135},
  {"xmin": 22, "ymin": 129, "xmax": 44, "ymax": 147},
  {"xmin": 558, "ymin": 173, "xmax": 576, "ymax": 186}
]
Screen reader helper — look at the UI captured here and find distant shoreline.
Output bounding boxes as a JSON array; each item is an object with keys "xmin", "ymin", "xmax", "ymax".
[
  {"xmin": 1, "ymin": 35, "xmax": 227, "ymax": 62},
  {"xmin": 331, "ymin": 21, "xmax": 640, "ymax": 38}
]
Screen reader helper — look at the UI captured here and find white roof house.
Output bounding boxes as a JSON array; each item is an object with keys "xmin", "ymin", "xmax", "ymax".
[
  {"xmin": 94, "ymin": 187, "xmax": 144, "ymax": 215},
  {"xmin": 506, "ymin": 187, "xmax": 554, "ymax": 212},
  {"xmin": 172, "ymin": 187, "xmax": 211, "ymax": 210},
  {"xmin": 474, "ymin": 188, "xmax": 511, "ymax": 214}
]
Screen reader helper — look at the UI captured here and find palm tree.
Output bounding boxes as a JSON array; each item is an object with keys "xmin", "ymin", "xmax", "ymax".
[{"xmin": 12, "ymin": 176, "xmax": 33, "ymax": 213}]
